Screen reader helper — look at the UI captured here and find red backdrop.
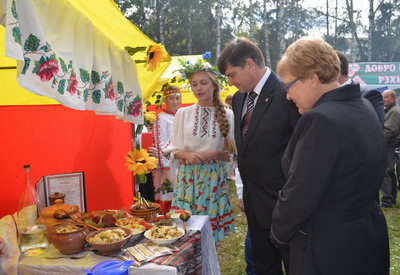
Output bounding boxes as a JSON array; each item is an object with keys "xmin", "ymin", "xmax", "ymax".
[{"xmin": 0, "ymin": 105, "xmax": 134, "ymax": 217}]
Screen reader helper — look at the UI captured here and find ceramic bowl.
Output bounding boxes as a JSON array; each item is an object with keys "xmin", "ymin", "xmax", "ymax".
[
  {"xmin": 86, "ymin": 227, "xmax": 132, "ymax": 256},
  {"xmin": 117, "ymin": 224, "xmax": 146, "ymax": 242},
  {"xmin": 144, "ymin": 226, "xmax": 185, "ymax": 245},
  {"xmin": 52, "ymin": 223, "xmax": 89, "ymax": 255}
]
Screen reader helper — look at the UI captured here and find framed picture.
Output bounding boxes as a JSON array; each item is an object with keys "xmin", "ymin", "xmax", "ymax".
[{"xmin": 36, "ymin": 172, "xmax": 86, "ymax": 212}]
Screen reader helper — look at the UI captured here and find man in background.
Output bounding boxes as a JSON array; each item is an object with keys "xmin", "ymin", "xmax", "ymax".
[
  {"xmin": 381, "ymin": 89, "xmax": 400, "ymax": 208},
  {"xmin": 336, "ymin": 51, "xmax": 384, "ymax": 124}
]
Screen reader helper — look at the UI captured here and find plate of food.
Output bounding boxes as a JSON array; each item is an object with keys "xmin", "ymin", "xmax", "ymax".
[
  {"xmin": 81, "ymin": 209, "xmax": 129, "ymax": 228},
  {"xmin": 144, "ymin": 225, "xmax": 185, "ymax": 245}
]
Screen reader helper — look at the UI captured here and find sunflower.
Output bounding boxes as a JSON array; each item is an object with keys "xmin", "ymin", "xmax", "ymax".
[
  {"xmin": 144, "ymin": 111, "xmax": 157, "ymax": 125},
  {"xmin": 125, "ymin": 149, "xmax": 158, "ymax": 176},
  {"xmin": 145, "ymin": 44, "xmax": 170, "ymax": 72}
]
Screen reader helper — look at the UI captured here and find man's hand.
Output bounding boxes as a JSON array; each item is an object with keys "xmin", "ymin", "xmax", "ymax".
[{"xmin": 238, "ymin": 199, "xmax": 245, "ymax": 212}]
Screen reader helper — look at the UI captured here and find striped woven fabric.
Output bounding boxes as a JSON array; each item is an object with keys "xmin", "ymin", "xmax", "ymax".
[{"xmin": 151, "ymin": 230, "xmax": 202, "ymax": 274}]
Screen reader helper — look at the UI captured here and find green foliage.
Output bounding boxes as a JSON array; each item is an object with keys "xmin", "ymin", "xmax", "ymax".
[{"xmin": 155, "ymin": 178, "xmax": 174, "ymax": 195}]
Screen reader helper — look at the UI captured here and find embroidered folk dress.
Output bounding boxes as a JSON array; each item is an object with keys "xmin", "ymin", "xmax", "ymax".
[
  {"xmin": 152, "ymin": 109, "xmax": 177, "ymax": 202},
  {"xmin": 164, "ymin": 104, "xmax": 236, "ymax": 241}
]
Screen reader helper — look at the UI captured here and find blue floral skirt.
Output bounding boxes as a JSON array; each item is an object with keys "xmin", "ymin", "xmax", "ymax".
[{"xmin": 171, "ymin": 159, "xmax": 235, "ymax": 241}]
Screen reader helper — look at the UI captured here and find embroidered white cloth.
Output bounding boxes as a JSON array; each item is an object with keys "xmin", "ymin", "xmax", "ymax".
[
  {"xmin": 153, "ymin": 111, "xmax": 175, "ymax": 168},
  {"xmin": 163, "ymin": 104, "xmax": 236, "ymax": 171},
  {"xmin": 0, "ymin": 215, "xmax": 20, "ymax": 275},
  {"xmin": 2, "ymin": 0, "xmax": 169, "ymax": 123}
]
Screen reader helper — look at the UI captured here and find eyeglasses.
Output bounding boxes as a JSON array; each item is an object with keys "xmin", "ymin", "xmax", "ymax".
[{"xmin": 284, "ymin": 78, "xmax": 300, "ymax": 91}]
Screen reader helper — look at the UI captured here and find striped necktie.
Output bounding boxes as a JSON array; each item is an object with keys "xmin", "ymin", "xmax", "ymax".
[{"xmin": 241, "ymin": 91, "xmax": 257, "ymax": 140}]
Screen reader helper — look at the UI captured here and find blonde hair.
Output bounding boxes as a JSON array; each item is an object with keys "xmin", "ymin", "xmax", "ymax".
[
  {"xmin": 277, "ymin": 37, "xmax": 340, "ymax": 83},
  {"xmin": 191, "ymin": 71, "xmax": 236, "ymax": 154}
]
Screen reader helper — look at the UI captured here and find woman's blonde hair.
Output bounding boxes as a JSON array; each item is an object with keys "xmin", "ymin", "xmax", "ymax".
[
  {"xmin": 191, "ymin": 71, "xmax": 236, "ymax": 154},
  {"xmin": 277, "ymin": 37, "xmax": 340, "ymax": 83}
]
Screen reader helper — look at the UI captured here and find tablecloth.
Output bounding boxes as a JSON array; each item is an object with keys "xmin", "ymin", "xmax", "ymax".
[{"xmin": 17, "ymin": 215, "xmax": 221, "ymax": 275}]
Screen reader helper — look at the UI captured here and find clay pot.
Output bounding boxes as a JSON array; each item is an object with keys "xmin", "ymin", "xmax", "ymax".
[
  {"xmin": 37, "ymin": 200, "xmax": 80, "ymax": 231},
  {"xmin": 52, "ymin": 223, "xmax": 89, "ymax": 255},
  {"xmin": 48, "ymin": 192, "xmax": 66, "ymax": 205}
]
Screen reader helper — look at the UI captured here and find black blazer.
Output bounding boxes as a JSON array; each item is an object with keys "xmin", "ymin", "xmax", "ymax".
[{"xmin": 232, "ymin": 71, "xmax": 300, "ymax": 229}]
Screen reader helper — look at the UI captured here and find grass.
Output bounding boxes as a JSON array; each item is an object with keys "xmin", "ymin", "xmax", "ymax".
[{"xmin": 217, "ymin": 180, "xmax": 400, "ymax": 275}]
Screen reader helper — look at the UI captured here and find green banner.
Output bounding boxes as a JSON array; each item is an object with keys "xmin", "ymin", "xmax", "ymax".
[{"xmin": 350, "ymin": 62, "xmax": 400, "ymax": 86}]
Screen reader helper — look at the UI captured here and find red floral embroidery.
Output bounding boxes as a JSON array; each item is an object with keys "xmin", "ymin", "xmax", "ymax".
[
  {"xmin": 68, "ymin": 74, "xmax": 78, "ymax": 95},
  {"xmin": 106, "ymin": 81, "xmax": 115, "ymax": 100},
  {"xmin": 212, "ymin": 186, "xmax": 218, "ymax": 193},
  {"xmin": 130, "ymin": 99, "xmax": 142, "ymax": 117},
  {"xmin": 37, "ymin": 59, "xmax": 59, "ymax": 82}
]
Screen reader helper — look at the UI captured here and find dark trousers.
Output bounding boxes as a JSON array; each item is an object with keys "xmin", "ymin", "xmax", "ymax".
[
  {"xmin": 245, "ymin": 230, "xmax": 256, "ymax": 275},
  {"xmin": 381, "ymin": 147, "xmax": 398, "ymax": 206},
  {"xmin": 248, "ymin": 213, "xmax": 285, "ymax": 275}
]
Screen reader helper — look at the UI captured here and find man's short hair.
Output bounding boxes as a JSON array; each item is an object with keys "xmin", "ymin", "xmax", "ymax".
[
  {"xmin": 217, "ymin": 37, "xmax": 265, "ymax": 75},
  {"xmin": 336, "ymin": 50, "xmax": 349, "ymax": 77}
]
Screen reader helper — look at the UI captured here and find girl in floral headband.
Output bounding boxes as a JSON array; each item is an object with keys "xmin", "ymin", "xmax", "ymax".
[{"xmin": 164, "ymin": 56, "xmax": 236, "ymax": 241}]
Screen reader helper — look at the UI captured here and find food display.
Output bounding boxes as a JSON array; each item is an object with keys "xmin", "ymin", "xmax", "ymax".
[
  {"xmin": 147, "ymin": 226, "xmax": 183, "ymax": 240},
  {"xmin": 81, "ymin": 209, "xmax": 128, "ymax": 228},
  {"xmin": 54, "ymin": 224, "xmax": 85, "ymax": 234},
  {"xmin": 88, "ymin": 228, "xmax": 127, "ymax": 244}
]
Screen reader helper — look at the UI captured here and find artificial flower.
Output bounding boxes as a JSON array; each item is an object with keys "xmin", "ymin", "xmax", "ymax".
[
  {"xmin": 144, "ymin": 43, "xmax": 171, "ymax": 72},
  {"xmin": 144, "ymin": 111, "xmax": 157, "ymax": 125},
  {"xmin": 125, "ymin": 148, "xmax": 158, "ymax": 176}
]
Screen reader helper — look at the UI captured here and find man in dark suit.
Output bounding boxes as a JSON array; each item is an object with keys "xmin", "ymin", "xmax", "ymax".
[
  {"xmin": 217, "ymin": 37, "xmax": 300, "ymax": 274},
  {"xmin": 336, "ymin": 50, "xmax": 384, "ymax": 124}
]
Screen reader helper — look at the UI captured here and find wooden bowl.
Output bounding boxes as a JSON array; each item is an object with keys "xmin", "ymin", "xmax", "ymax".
[{"xmin": 129, "ymin": 202, "xmax": 160, "ymax": 220}]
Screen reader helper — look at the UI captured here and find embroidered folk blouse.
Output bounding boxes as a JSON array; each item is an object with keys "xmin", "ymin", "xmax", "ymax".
[{"xmin": 163, "ymin": 104, "xmax": 236, "ymax": 170}]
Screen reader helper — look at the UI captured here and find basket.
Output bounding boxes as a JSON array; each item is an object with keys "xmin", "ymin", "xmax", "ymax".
[{"xmin": 129, "ymin": 202, "xmax": 160, "ymax": 221}]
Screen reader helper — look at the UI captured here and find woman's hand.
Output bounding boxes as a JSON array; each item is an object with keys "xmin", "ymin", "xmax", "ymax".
[
  {"xmin": 199, "ymin": 150, "xmax": 230, "ymax": 162},
  {"xmin": 148, "ymin": 146, "xmax": 157, "ymax": 157},
  {"xmin": 175, "ymin": 151, "xmax": 205, "ymax": 165}
]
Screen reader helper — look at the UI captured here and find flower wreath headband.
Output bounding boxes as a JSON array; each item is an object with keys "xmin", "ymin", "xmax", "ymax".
[{"xmin": 175, "ymin": 52, "xmax": 227, "ymax": 86}]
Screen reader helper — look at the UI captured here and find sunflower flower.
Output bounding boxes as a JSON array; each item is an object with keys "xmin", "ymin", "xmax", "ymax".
[
  {"xmin": 144, "ymin": 111, "xmax": 157, "ymax": 125},
  {"xmin": 125, "ymin": 149, "xmax": 158, "ymax": 176},
  {"xmin": 145, "ymin": 44, "xmax": 170, "ymax": 72}
]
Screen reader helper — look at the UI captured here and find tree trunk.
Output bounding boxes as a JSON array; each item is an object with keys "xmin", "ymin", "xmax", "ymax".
[
  {"xmin": 277, "ymin": 0, "xmax": 286, "ymax": 56},
  {"xmin": 367, "ymin": 0, "xmax": 374, "ymax": 61},
  {"xmin": 159, "ymin": 0, "xmax": 165, "ymax": 44},
  {"xmin": 263, "ymin": 0, "xmax": 271, "ymax": 66},
  {"xmin": 188, "ymin": 3, "xmax": 193, "ymax": 55},
  {"xmin": 326, "ymin": 0, "xmax": 329, "ymax": 36},
  {"xmin": 216, "ymin": 0, "xmax": 221, "ymax": 60},
  {"xmin": 249, "ymin": 0, "xmax": 254, "ymax": 39}
]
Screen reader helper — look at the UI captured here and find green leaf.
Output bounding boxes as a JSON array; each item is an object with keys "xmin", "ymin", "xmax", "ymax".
[
  {"xmin": 91, "ymin": 71, "xmax": 100, "ymax": 85},
  {"xmin": 125, "ymin": 46, "xmax": 147, "ymax": 56},
  {"xmin": 58, "ymin": 79, "xmax": 66, "ymax": 95},
  {"xmin": 11, "ymin": 0, "xmax": 18, "ymax": 19},
  {"xmin": 79, "ymin": 69, "xmax": 90, "ymax": 83},
  {"xmin": 23, "ymin": 34, "xmax": 40, "ymax": 52},
  {"xmin": 137, "ymin": 174, "xmax": 147, "ymax": 184},
  {"xmin": 59, "ymin": 57, "xmax": 67, "ymax": 73},
  {"xmin": 118, "ymin": 99, "xmax": 124, "ymax": 111},
  {"xmin": 21, "ymin": 57, "xmax": 30, "ymax": 75},
  {"xmin": 83, "ymin": 88, "xmax": 89, "ymax": 101},
  {"xmin": 32, "ymin": 60, "xmax": 41, "ymax": 74},
  {"xmin": 117, "ymin": 81, "xmax": 124, "ymax": 94},
  {"xmin": 68, "ymin": 61, "xmax": 73, "ymax": 70},
  {"xmin": 92, "ymin": 89, "xmax": 101, "ymax": 104},
  {"xmin": 135, "ymin": 124, "xmax": 144, "ymax": 136},
  {"xmin": 40, "ymin": 43, "xmax": 51, "ymax": 52},
  {"xmin": 12, "ymin": 27, "xmax": 21, "ymax": 45}
]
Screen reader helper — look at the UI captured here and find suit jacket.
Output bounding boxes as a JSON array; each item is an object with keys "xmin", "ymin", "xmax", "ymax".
[
  {"xmin": 232, "ymin": 71, "xmax": 300, "ymax": 229},
  {"xmin": 360, "ymin": 87, "xmax": 384, "ymax": 124}
]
